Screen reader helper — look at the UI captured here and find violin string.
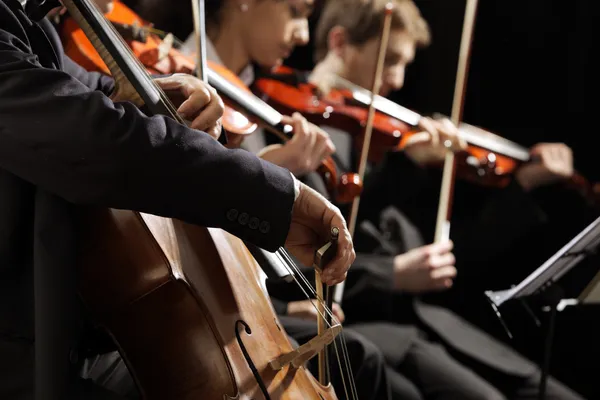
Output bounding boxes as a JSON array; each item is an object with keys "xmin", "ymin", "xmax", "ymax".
[{"xmin": 277, "ymin": 249, "xmax": 358, "ymax": 400}]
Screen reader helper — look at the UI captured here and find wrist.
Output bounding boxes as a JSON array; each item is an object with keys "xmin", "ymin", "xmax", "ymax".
[{"xmin": 515, "ymin": 169, "xmax": 538, "ymax": 192}]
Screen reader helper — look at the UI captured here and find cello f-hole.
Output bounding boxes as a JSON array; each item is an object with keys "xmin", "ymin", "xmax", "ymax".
[{"xmin": 235, "ymin": 320, "xmax": 272, "ymax": 400}]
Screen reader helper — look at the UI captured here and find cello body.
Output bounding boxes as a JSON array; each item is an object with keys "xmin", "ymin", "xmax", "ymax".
[{"xmin": 78, "ymin": 208, "xmax": 338, "ymax": 399}]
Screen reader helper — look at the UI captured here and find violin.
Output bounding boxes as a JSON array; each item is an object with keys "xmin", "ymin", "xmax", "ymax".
[
  {"xmin": 61, "ymin": 0, "xmax": 257, "ymax": 136},
  {"xmin": 58, "ymin": 0, "xmax": 354, "ymax": 397},
  {"xmin": 252, "ymin": 66, "xmax": 600, "ymax": 208},
  {"xmin": 60, "ymin": 0, "xmax": 362, "ymax": 204}
]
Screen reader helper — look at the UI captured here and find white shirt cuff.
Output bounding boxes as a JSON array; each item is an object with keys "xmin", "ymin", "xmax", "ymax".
[{"xmin": 291, "ymin": 172, "xmax": 300, "ymax": 201}]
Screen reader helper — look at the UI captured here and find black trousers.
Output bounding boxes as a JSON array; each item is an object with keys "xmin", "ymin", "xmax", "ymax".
[{"xmin": 349, "ymin": 323, "xmax": 585, "ymax": 400}]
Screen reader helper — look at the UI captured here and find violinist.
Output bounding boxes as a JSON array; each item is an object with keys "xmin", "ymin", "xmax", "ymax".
[
  {"xmin": 179, "ymin": 0, "xmax": 336, "ymax": 185},
  {"xmin": 0, "ymin": 0, "xmax": 356, "ymax": 399},
  {"xmin": 281, "ymin": 0, "xmax": 585, "ymax": 399},
  {"xmin": 309, "ymin": 0, "xmax": 597, "ymax": 338}
]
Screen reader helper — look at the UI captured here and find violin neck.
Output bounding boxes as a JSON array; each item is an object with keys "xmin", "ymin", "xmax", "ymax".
[
  {"xmin": 335, "ymin": 75, "xmax": 531, "ymax": 162},
  {"xmin": 206, "ymin": 69, "xmax": 292, "ymax": 138},
  {"xmin": 333, "ymin": 74, "xmax": 421, "ymax": 126}
]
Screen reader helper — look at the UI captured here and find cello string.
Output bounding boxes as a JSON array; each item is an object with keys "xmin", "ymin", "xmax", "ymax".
[
  {"xmin": 281, "ymin": 248, "xmax": 358, "ymax": 398},
  {"xmin": 276, "ymin": 251, "xmax": 354, "ymax": 400},
  {"xmin": 277, "ymin": 249, "xmax": 358, "ymax": 400}
]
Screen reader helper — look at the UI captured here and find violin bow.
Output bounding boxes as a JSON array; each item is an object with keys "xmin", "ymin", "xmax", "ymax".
[
  {"xmin": 433, "ymin": 0, "xmax": 479, "ymax": 243},
  {"xmin": 191, "ymin": 0, "xmax": 208, "ymax": 82},
  {"xmin": 331, "ymin": 2, "xmax": 395, "ymax": 305}
]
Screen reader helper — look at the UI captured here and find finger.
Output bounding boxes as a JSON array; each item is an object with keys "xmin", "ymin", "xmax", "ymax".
[
  {"xmin": 326, "ymin": 272, "xmax": 348, "ymax": 287},
  {"xmin": 177, "ymin": 85, "xmax": 212, "ymax": 119},
  {"xmin": 332, "ymin": 303, "xmax": 345, "ymax": 323},
  {"xmin": 188, "ymin": 95, "xmax": 225, "ymax": 132},
  {"xmin": 429, "ymin": 277, "xmax": 454, "ymax": 291},
  {"xmin": 315, "ymin": 125, "xmax": 336, "ymax": 153},
  {"xmin": 440, "ymin": 118, "xmax": 467, "ymax": 150},
  {"xmin": 428, "ymin": 252, "xmax": 456, "ymax": 269},
  {"xmin": 310, "ymin": 135, "xmax": 334, "ymax": 171},
  {"xmin": 288, "ymin": 115, "xmax": 311, "ymax": 149},
  {"xmin": 430, "ymin": 265, "xmax": 457, "ymax": 280},
  {"xmin": 324, "ymin": 224, "xmax": 354, "ymax": 283},
  {"xmin": 417, "ymin": 117, "xmax": 439, "ymax": 147},
  {"xmin": 548, "ymin": 145, "xmax": 562, "ymax": 162},
  {"xmin": 154, "ymin": 74, "xmax": 186, "ymax": 92},
  {"xmin": 303, "ymin": 124, "xmax": 318, "ymax": 157},
  {"xmin": 206, "ymin": 119, "xmax": 223, "ymax": 141},
  {"xmin": 323, "ymin": 245, "xmax": 353, "ymax": 285},
  {"xmin": 404, "ymin": 131, "xmax": 433, "ymax": 147},
  {"xmin": 419, "ymin": 240, "xmax": 454, "ymax": 260},
  {"xmin": 529, "ymin": 142, "xmax": 547, "ymax": 155},
  {"xmin": 554, "ymin": 144, "xmax": 571, "ymax": 169}
]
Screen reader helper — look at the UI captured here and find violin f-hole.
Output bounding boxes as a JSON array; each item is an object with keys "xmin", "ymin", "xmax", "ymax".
[{"xmin": 235, "ymin": 320, "xmax": 272, "ymax": 400}]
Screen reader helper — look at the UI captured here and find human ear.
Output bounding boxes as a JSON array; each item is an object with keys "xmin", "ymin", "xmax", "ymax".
[{"xmin": 328, "ymin": 26, "xmax": 348, "ymax": 58}]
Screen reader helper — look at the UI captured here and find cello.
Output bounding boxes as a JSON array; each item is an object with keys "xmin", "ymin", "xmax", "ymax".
[{"xmin": 56, "ymin": 0, "xmax": 357, "ymax": 397}]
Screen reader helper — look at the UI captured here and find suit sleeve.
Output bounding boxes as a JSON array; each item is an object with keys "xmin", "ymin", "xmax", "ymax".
[
  {"xmin": 61, "ymin": 55, "xmax": 115, "ymax": 95},
  {"xmin": 0, "ymin": 26, "xmax": 294, "ymax": 251}
]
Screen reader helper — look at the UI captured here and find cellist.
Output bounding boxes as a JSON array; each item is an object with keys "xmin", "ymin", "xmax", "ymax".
[
  {"xmin": 0, "ymin": 1, "xmax": 355, "ymax": 400},
  {"xmin": 279, "ymin": 0, "xmax": 584, "ymax": 399},
  {"xmin": 51, "ymin": 0, "xmax": 400, "ymax": 398}
]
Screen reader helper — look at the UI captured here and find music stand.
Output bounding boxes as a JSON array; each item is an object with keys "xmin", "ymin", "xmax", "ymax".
[{"xmin": 485, "ymin": 216, "xmax": 600, "ymax": 400}]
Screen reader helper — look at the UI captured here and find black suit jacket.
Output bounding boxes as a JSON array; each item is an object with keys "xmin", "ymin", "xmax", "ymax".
[{"xmin": 0, "ymin": 1, "xmax": 295, "ymax": 398}]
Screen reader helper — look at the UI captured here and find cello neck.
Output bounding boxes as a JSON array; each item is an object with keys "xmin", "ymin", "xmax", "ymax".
[{"xmin": 61, "ymin": 0, "xmax": 183, "ymax": 122}]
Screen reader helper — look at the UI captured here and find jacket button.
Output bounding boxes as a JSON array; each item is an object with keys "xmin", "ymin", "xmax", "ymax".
[
  {"xmin": 259, "ymin": 221, "xmax": 270, "ymax": 234},
  {"xmin": 227, "ymin": 209, "xmax": 239, "ymax": 221},
  {"xmin": 238, "ymin": 212, "xmax": 249, "ymax": 225},
  {"xmin": 248, "ymin": 217, "xmax": 259, "ymax": 230}
]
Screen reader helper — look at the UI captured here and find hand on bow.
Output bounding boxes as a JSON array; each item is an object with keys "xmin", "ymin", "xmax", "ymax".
[
  {"xmin": 404, "ymin": 117, "xmax": 467, "ymax": 165},
  {"xmin": 287, "ymin": 299, "xmax": 345, "ymax": 323},
  {"xmin": 153, "ymin": 74, "xmax": 224, "ymax": 140},
  {"xmin": 516, "ymin": 143, "xmax": 574, "ymax": 191},
  {"xmin": 286, "ymin": 182, "xmax": 355, "ymax": 286},
  {"xmin": 259, "ymin": 112, "xmax": 336, "ymax": 176},
  {"xmin": 393, "ymin": 241, "xmax": 457, "ymax": 293}
]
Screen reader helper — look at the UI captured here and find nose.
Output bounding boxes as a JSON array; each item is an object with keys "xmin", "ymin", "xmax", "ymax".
[
  {"xmin": 385, "ymin": 65, "xmax": 405, "ymax": 91},
  {"xmin": 293, "ymin": 19, "xmax": 310, "ymax": 46}
]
